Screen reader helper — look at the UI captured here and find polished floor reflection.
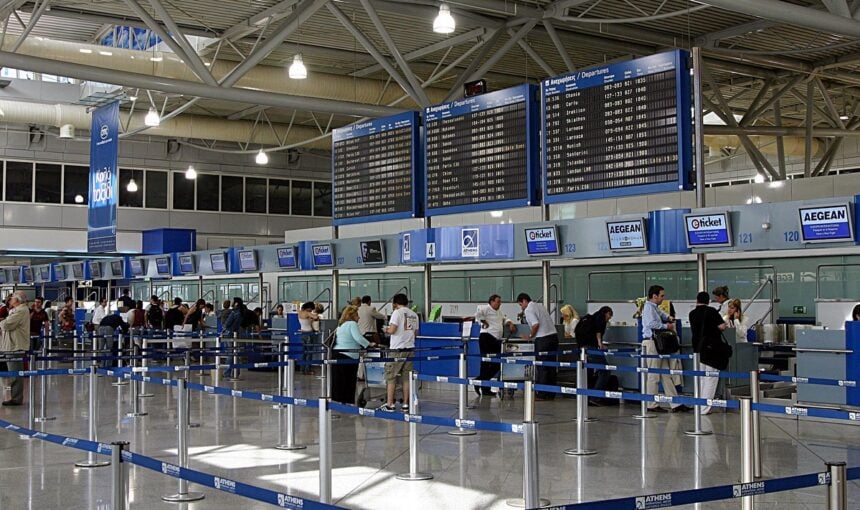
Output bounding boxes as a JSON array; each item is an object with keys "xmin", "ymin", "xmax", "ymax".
[{"xmin": 0, "ymin": 369, "xmax": 858, "ymax": 509}]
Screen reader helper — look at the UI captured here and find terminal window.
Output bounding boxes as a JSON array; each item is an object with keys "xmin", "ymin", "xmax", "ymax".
[
  {"xmin": 145, "ymin": 170, "xmax": 167, "ymax": 209},
  {"xmin": 313, "ymin": 182, "xmax": 331, "ymax": 217},
  {"xmin": 63, "ymin": 165, "xmax": 89, "ymax": 205},
  {"xmin": 5, "ymin": 161, "xmax": 32, "ymax": 202},
  {"xmin": 221, "ymin": 176, "xmax": 243, "ymax": 212},
  {"xmin": 173, "ymin": 172, "xmax": 195, "ymax": 210},
  {"xmin": 291, "ymin": 180, "xmax": 312, "ymax": 216},
  {"xmin": 268, "ymin": 179, "xmax": 290, "ymax": 215},
  {"xmin": 245, "ymin": 177, "xmax": 267, "ymax": 213},
  {"xmin": 196, "ymin": 174, "xmax": 219, "ymax": 212},
  {"xmin": 119, "ymin": 168, "xmax": 143, "ymax": 207},
  {"xmin": 35, "ymin": 163, "xmax": 61, "ymax": 204}
]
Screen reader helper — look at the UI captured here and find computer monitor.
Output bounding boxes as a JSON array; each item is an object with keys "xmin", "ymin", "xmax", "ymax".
[
  {"xmin": 178, "ymin": 255, "xmax": 195, "ymax": 274},
  {"xmin": 798, "ymin": 204, "xmax": 854, "ymax": 243},
  {"xmin": 606, "ymin": 219, "xmax": 648, "ymax": 252},
  {"xmin": 54, "ymin": 265, "xmax": 66, "ymax": 280},
  {"xmin": 684, "ymin": 213, "xmax": 733, "ymax": 248},
  {"xmin": 110, "ymin": 260, "xmax": 123, "ymax": 277},
  {"xmin": 359, "ymin": 240, "xmax": 385, "ymax": 265},
  {"xmin": 277, "ymin": 247, "xmax": 297, "ymax": 269},
  {"xmin": 237, "ymin": 250, "xmax": 258, "ymax": 272},
  {"xmin": 39, "ymin": 266, "xmax": 50, "ymax": 280},
  {"xmin": 24, "ymin": 267, "xmax": 34, "ymax": 282},
  {"xmin": 71, "ymin": 264, "xmax": 83, "ymax": 279},
  {"xmin": 130, "ymin": 259, "xmax": 145, "ymax": 276},
  {"xmin": 209, "ymin": 253, "xmax": 228, "ymax": 273},
  {"xmin": 311, "ymin": 244, "xmax": 334, "ymax": 267},
  {"xmin": 524, "ymin": 226, "xmax": 560, "ymax": 256},
  {"xmin": 90, "ymin": 262, "xmax": 102, "ymax": 280},
  {"xmin": 155, "ymin": 257, "xmax": 170, "ymax": 275}
]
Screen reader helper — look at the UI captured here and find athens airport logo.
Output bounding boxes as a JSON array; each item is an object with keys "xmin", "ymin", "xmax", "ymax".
[
  {"xmin": 100, "ymin": 124, "xmax": 109, "ymax": 140},
  {"xmin": 461, "ymin": 228, "xmax": 479, "ymax": 257}
]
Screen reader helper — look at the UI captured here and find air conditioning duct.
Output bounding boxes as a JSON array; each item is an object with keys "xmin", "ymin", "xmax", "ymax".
[{"xmin": 59, "ymin": 124, "xmax": 75, "ymax": 139}]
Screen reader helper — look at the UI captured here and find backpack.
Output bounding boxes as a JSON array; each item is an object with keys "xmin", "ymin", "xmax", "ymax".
[
  {"xmin": 147, "ymin": 306, "xmax": 163, "ymax": 328},
  {"xmin": 573, "ymin": 314, "xmax": 597, "ymax": 347},
  {"xmin": 241, "ymin": 307, "xmax": 257, "ymax": 328}
]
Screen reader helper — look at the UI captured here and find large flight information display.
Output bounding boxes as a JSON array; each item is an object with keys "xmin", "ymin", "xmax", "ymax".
[
  {"xmin": 542, "ymin": 50, "xmax": 692, "ymax": 203},
  {"xmin": 332, "ymin": 111, "xmax": 421, "ymax": 225},
  {"xmin": 424, "ymin": 84, "xmax": 539, "ymax": 216}
]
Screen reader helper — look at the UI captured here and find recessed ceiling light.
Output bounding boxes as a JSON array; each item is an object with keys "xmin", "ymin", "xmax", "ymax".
[
  {"xmin": 79, "ymin": 48, "xmax": 92, "ymax": 54},
  {"xmin": 99, "ymin": 50, "xmax": 112, "ymax": 56},
  {"xmin": 150, "ymin": 56, "xmax": 163, "ymax": 62}
]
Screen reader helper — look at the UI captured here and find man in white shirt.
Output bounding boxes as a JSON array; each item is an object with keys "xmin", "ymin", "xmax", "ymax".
[
  {"xmin": 641, "ymin": 285, "xmax": 690, "ymax": 413},
  {"xmin": 474, "ymin": 294, "xmax": 516, "ymax": 396},
  {"xmin": 358, "ymin": 295, "xmax": 386, "ymax": 342},
  {"xmin": 92, "ymin": 298, "xmax": 107, "ymax": 327},
  {"xmin": 517, "ymin": 293, "xmax": 558, "ymax": 400},
  {"xmin": 381, "ymin": 293, "xmax": 418, "ymax": 412}
]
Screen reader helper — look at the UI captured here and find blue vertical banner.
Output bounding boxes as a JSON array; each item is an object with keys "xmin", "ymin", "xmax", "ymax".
[{"xmin": 88, "ymin": 101, "xmax": 120, "ymax": 253}]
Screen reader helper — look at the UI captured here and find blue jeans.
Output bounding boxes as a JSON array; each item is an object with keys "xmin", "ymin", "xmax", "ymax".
[{"xmin": 301, "ymin": 332, "xmax": 319, "ymax": 374}]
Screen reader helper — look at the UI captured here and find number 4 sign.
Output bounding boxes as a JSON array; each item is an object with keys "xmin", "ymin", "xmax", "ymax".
[{"xmin": 426, "ymin": 242, "xmax": 436, "ymax": 260}]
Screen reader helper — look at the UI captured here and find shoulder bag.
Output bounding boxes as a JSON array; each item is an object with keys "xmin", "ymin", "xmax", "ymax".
[{"xmin": 652, "ymin": 328, "xmax": 680, "ymax": 354}]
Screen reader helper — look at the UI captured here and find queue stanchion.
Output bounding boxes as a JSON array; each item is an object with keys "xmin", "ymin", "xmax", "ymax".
[
  {"xmin": 139, "ymin": 335, "xmax": 153, "ymax": 398},
  {"xmin": 506, "ymin": 381, "xmax": 549, "ymax": 508},
  {"xmin": 318, "ymin": 395, "xmax": 333, "ymax": 505},
  {"xmin": 448, "ymin": 351, "xmax": 476, "ymax": 436},
  {"xmin": 750, "ymin": 370, "xmax": 762, "ymax": 478},
  {"xmin": 740, "ymin": 397, "xmax": 754, "ymax": 510},
  {"xmin": 826, "ymin": 461, "xmax": 847, "ymax": 510},
  {"xmin": 35, "ymin": 341, "xmax": 55, "ymax": 423},
  {"xmin": 127, "ymin": 343, "xmax": 147, "ymax": 418},
  {"xmin": 575, "ymin": 348, "xmax": 595, "ymax": 423},
  {"xmin": 396, "ymin": 371, "xmax": 433, "ymax": 481},
  {"xmin": 75, "ymin": 363, "xmax": 110, "ymax": 468},
  {"xmin": 633, "ymin": 345, "xmax": 655, "ymax": 420},
  {"xmin": 26, "ymin": 352, "xmax": 36, "ymax": 433},
  {"xmin": 276, "ymin": 357, "xmax": 306, "ymax": 451},
  {"xmin": 214, "ymin": 334, "xmax": 222, "ymax": 385},
  {"xmin": 183, "ymin": 350, "xmax": 200, "ymax": 429},
  {"xmin": 224, "ymin": 332, "xmax": 241, "ymax": 382},
  {"xmin": 111, "ymin": 329, "xmax": 128, "ymax": 387},
  {"xmin": 564, "ymin": 360, "xmax": 596, "ymax": 457},
  {"xmin": 684, "ymin": 353, "xmax": 712, "ymax": 437},
  {"xmin": 162, "ymin": 378, "xmax": 205, "ymax": 503},
  {"xmin": 111, "ymin": 441, "xmax": 129, "ymax": 510}
]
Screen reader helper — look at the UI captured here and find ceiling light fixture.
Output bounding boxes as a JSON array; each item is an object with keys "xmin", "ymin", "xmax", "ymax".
[
  {"xmin": 489, "ymin": 210, "xmax": 503, "ymax": 218},
  {"xmin": 185, "ymin": 165, "xmax": 197, "ymax": 180},
  {"xmin": 99, "ymin": 50, "xmax": 113, "ymax": 56},
  {"xmin": 144, "ymin": 108, "xmax": 160, "ymax": 126},
  {"xmin": 255, "ymin": 149, "xmax": 269, "ymax": 165},
  {"xmin": 126, "ymin": 178, "xmax": 138, "ymax": 192},
  {"xmin": 79, "ymin": 48, "xmax": 92, "ymax": 54},
  {"xmin": 150, "ymin": 56, "xmax": 163, "ymax": 62},
  {"xmin": 74, "ymin": 194, "xmax": 84, "ymax": 204},
  {"xmin": 433, "ymin": 3, "xmax": 455, "ymax": 34},
  {"xmin": 754, "ymin": 173, "xmax": 765, "ymax": 184},
  {"xmin": 288, "ymin": 54, "xmax": 307, "ymax": 79}
]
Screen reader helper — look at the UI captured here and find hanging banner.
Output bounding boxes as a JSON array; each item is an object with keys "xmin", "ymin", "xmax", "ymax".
[{"xmin": 88, "ymin": 101, "xmax": 120, "ymax": 253}]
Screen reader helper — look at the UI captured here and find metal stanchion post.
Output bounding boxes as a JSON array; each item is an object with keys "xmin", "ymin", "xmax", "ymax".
[
  {"xmin": 139, "ymin": 337, "xmax": 153, "ymax": 398},
  {"xmin": 685, "ymin": 353, "xmax": 712, "ymax": 437},
  {"xmin": 183, "ymin": 351, "xmax": 199, "ymax": 428},
  {"xmin": 111, "ymin": 331, "xmax": 128, "ymax": 387},
  {"xmin": 35, "ymin": 342, "xmax": 55, "ymax": 423},
  {"xmin": 506, "ymin": 381, "xmax": 549, "ymax": 508},
  {"xmin": 75, "ymin": 364, "xmax": 110, "ymax": 468},
  {"xmin": 449, "ymin": 352, "xmax": 476, "ymax": 436},
  {"xmin": 565, "ymin": 360, "xmax": 596, "ymax": 456},
  {"xmin": 276, "ymin": 358, "xmax": 306, "ymax": 450},
  {"xmin": 750, "ymin": 370, "xmax": 762, "ymax": 478},
  {"xmin": 318, "ymin": 396, "xmax": 332, "ymax": 504},
  {"xmin": 633, "ymin": 346, "xmax": 655, "ymax": 420},
  {"xmin": 214, "ymin": 334, "xmax": 222, "ymax": 385},
  {"xmin": 127, "ymin": 344, "xmax": 147, "ymax": 418},
  {"xmin": 826, "ymin": 461, "xmax": 847, "ymax": 510},
  {"xmin": 162, "ymin": 378, "xmax": 205, "ymax": 502},
  {"xmin": 224, "ymin": 332, "xmax": 241, "ymax": 382},
  {"xmin": 740, "ymin": 397, "xmax": 754, "ymax": 510},
  {"xmin": 27, "ymin": 353, "xmax": 36, "ymax": 431},
  {"xmin": 574, "ymin": 349, "xmax": 595, "ymax": 423},
  {"xmin": 111, "ymin": 441, "xmax": 129, "ymax": 510},
  {"xmin": 397, "ymin": 371, "xmax": 433, "ymax": 481}
]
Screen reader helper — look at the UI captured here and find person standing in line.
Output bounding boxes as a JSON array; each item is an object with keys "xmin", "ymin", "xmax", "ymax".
[
  {"xmin": 146, "ymin": 295, "xmax": 164, "ymax": 330},
  {"xmin": 118, "ymin": 289, "xmax": 135, "ymax": 312},
  {"xmin": 92, "ymin": 298, "xmax": 108, "ymax": 329},
  {"xmin": 711, "ymin": 286, "xmax": 730, "ymax": 312},
  {"xmin": 517, "ymin": 293, "xmax": 559, "ymax": 401},
  {"xmin": 380, "ymin": 293, "xmax": 418, "ymax": 412},
  {"xmin": 689, "ymin": 292, "xmax": 729, "ymax": 415},
  {"xmin": 98, "ymin": 312, "xmax": 129, "ymax": 368},
  {"xmin": 29, "ymin": 296, "xmax": 51, "ymax": 351},
  {"xmin": 723, "ymin": 298, "xmax": 750, "ymax": 342},
  {"xmin": 642, "ymin": 285, "xmax": 692, "ymax": 413},
  {"xmin": 183, "ymin": 299, "xmax": 206, "ymax": 331},
  {"xmin": 59, "ymin": 297, "xmax": 76, "ymax": 334},
  {"xmin": 575, "ymin": 306, "xmax": 614, "ymax": 406},
  {"xmin": 358, "ymin": 296, "xmax": 386, "ymax": 344},
  {"xmin": 331, "ymin": 305, "xmax": 374, "ymax": 405},
  {"xmin": 298, "ymin": 301, "xmax": 320, "ymax": 375},
  {"xmin": 1, "ymin": 291, "xmax": 31, "ymax": 406},
  {"xmin": 163, "ymin": 297, "xmax": 184, "ymax": 331},
  {"xmin": 474, "ymin": 294, "xmax": 516, "ymax": 396}
]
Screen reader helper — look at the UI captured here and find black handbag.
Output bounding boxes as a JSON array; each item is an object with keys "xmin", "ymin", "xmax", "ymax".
[
  {"xmin": 652, "ymin": 329, "xmax": 680, "ymax": 354},
  {"xmin": 701, "ymin": 334, "xmax": 733, "ymax": 370}
]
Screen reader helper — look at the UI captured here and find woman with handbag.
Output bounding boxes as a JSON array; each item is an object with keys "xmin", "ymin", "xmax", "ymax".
[{"xmin": 689, "ymin": 292, "xmax": 730, "ymax": 415}]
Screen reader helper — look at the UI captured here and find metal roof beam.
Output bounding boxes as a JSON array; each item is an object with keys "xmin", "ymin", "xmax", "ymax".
[
  {"xmin": 695, "ymin": 0, "xmax": 860, "ymax": 39},
  {"xmin": 822, "ymin": 0, "xmax": 852, "ymax": 18},
  {"xmin": 694, "ymin": 19, "xmax": 775, "ymax": 48},
  {"xmin": 351, "ymin": 27, "xmax": 486, "ymax": 77}
]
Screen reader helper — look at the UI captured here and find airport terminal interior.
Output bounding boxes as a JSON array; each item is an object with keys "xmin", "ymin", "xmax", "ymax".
[{"xmin": 1, "ymin": 0, "xmax": 860, "ymax": 509}]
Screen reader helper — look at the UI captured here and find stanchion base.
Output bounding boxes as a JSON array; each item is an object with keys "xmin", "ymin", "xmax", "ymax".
[
  {"xmin": 138, "ymin": 393, "xmax": 154, "ymax": 398},
  {"xmin": 111, "ymin": 380, "xmax": 129, "ymax": 387},
  {"xmin": 563, "ymin": 448, "xmax": 597, "ymax": 456},
  {"xmin": 571, "ymin": 417, "xmax": 597, "ymax": 423},
  {"xmin": 447, "ymin": 429, "xmax": 477, "ymax": 436},
  {"xmin": 74, "ymin": 459, "xmax": 111, "ymax": 468},
  {"xmin": 505, "ymin": 497, "xmax": 551, "ymax": 508},
  {"xmin": 633, "ymin": 413, "xmax": 657, "ymax": 420},
  {"xmin": 395, "ymin": 472, "xmax": 433, "ymax": 481},
  {"xmin": 223, "ymin": 377, "xmax": 242, "ymax": 382},
  {"xmin": 274, "ymin": 444, "xmax": 307, "ymax": 451},
  {"xmin": 162, "ymin": 492, "xmax": 205, "ymax": 502},
  {"xmin": 683, "ymin": 429, "xmax": 713, "ymax": 436},
  {"xmin": 126, "ymin": 412, "xmax": 148, "ymax": 417},
  {"xmin": 34, "ymin": 416, "xmax": 56, "ymax": 422}
]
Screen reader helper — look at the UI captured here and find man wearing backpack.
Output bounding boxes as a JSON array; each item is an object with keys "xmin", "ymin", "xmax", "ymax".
[
  {"xmin": 575, "ymin": 306, "xmax": 614, "ymax": 405},
  {"xmin": 146, "ymin": 295, "xmax": 164, "ymax": 330}
]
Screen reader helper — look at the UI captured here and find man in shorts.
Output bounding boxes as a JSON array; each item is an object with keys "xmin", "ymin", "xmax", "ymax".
[{"xmin": 381, "ymin": 293, "xmax": 418, "ymax": 411}]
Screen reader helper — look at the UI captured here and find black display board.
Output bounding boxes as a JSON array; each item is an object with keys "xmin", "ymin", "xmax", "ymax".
[
  {"xmin": 542, "ymin": 50, "xmax": 692, "ymax": 203},
  {"xmin": 332, "ymin": 111, "xmax": 421, "ymax": 225}
]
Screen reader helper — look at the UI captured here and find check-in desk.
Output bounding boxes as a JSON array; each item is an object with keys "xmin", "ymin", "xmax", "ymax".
[
  {"xmin": 724, "ymin": 328, "xmax": 759, "ymax": 390},
  {"xmin": 796, "ymin": 326, "xmax": 858, "ymax": 407}
]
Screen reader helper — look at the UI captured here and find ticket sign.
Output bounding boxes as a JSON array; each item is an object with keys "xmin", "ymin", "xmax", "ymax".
[
  {"xmin": 798, "ymin": 204, "xmax": 854, "ymax": 243},
  {"xmin": 525, "ymin": 226, "xmax": 560, "ymax": 256},
  {"xmin": 685, "ymin": 213, "xmax": 732, "ymax": 248},
  {"xmin": 277, "ymin": 247, "xmax": 297, "ymax": 269},
  {"xmin": 606, "ymin": 219, "xmax": 647, "ymax": 251},
  {"xmin": 312, "ymin": 244, "xmax": 334, "ymax": 267}
]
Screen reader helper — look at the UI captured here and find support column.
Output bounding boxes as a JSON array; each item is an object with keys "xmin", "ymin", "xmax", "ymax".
[{"xmin": 693, "ymin": 47, "xmax": 707, "ymax": 292}]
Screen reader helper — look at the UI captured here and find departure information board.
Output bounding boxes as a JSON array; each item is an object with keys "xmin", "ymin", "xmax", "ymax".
[
  {"xmin": 542, "ymin": 50, "xmax": 692, "ymax": 203},
  {"xmin": 332, "ymin": 111, "xmax": 421, "ymax": 225},
  {"xmin": 424, "ymin": 84, "xmax": 539, "ymax": 216}
]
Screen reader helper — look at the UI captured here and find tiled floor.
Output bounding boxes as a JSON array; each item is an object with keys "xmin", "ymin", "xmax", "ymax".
[{"xmin": 0, "ymin": 368, "xmax": 857, "ymax": 509}]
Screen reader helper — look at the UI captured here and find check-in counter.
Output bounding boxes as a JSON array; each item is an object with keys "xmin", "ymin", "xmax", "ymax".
[
  {"xmin": 724, "ymin": 328, "xmax": 759, "ymax": 389},
  {"xmin": 795, "ymin": 328, "xmax": 854, "ymax": 407}
]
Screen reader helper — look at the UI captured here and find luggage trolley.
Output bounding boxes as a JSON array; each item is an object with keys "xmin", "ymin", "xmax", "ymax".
[
  {"xmin": 498, "ymin": 337, "xmax": 535, "ymax": 399},
  {"xmin": 356, "ymin": 348, "xmax": 408, "ymax": 408}
]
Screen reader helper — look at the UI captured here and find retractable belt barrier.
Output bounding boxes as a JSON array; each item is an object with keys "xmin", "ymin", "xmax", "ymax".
[
  {"xmin": 548, "ymin": 471, "xmax": 833, "ymax": 510},
  {"xmin": 0, "ymin": 417, "xmax": 343, "ymax": 510},
  {"xmin": 327, "ymin": 401, "xmax": 524, "ymax": 434},
  {"xmin": 583, "ymin": 362, "xmax": 751, "ymax": 380},
  {"xmin": 415, "ymin": 373, "xmax": 525, "ymax": 392}
]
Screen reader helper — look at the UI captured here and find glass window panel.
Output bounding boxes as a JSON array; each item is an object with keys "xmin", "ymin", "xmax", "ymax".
[
  {"xmin": 280, "ymin": 279, "xmax": 308, "ymax": 303},
  {"xmin": 268, "ymin": 179, "xmax": 290, "ymax": 215},
  {"xmin": 173, "ymin": 172, "xmax": 195, "ymax": 210},
  {"xmin": 5, "ymin": 161, "xmax": 33, "ymax": 202},
  {"xmin": 222, "ymin": 176, "xmax": 243, "ymax": 212},
  {"xmin": 118, "ymin": 168, "xmax": 143, "ymax": 207},
  {"xmin": 512, "ymin": 275, "xmax": 543, "ymax": 302},
  {"xmin": 470, "ymin": 276, "xmax": 513, "ymax": 302},
  {"xmin": 196, "ymin": 174, "xmax": 219, "ymax": 211},
  {"xmin": 313, "ymin": 182, "xmax": 332, "ymax": 217},
  {"xmin": 291, "ymin": 180, "xmax": 312, "ymax": 216},
  {"xmin": 145, "ymin": 171, "xmax": 167, "ymax": 208},
  {"xmin": 34, "ymin": 163, "xmax": 61, "ymax": 203},
  {"xmin": 433, "ymin": 275, "xmax": 468, "ymax": 302},
  {"xmin": 63, "ymin": 165, "xmax": 89, "ymax": 204},
  {"xmin": 245, "ymin": 177, "xmax": 266, "ymax": 213}
]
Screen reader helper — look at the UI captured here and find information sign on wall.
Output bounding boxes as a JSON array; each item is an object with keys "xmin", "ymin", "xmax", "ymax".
[
  {"xmin": 606, "ymin": 219, "xmax": 647, "ymax": 251},
  {"xmin": 685, "ymin": 213, "xmax": 733, "ymax": 248},
  {"xmin": 798, "ymin": 204, "xmax": 854, "ymax": 243},
  {"xmin": 524, "ymin": 226, "xmax": 560, "ymax": 256},
  {"xmin": 312, "ymin": 244, "xmax": 334, "ymax": 267},
  {"xmin": 88, "ymin": 101, "xmax": 120, "ymax": 252},
  {"xmin": 542, "ymin": 50, "xmax": 692, "ymax": 203}
]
